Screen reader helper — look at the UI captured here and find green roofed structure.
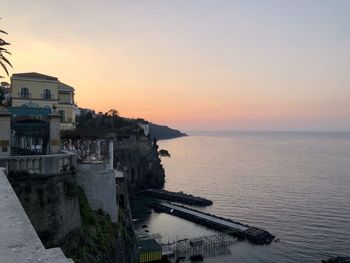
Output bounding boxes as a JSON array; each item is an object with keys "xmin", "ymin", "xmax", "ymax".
[
  {"xmin": 9, "ymin": 105, "xmax": 52, "ymax": 117},
  {"xmin": 137, "ymin": 238, "xmax": 162, "ymax": 263}
]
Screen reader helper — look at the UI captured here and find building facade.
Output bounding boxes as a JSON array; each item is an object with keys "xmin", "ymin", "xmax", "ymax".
[{"xmin": 10, "ymin": 72, "xmax": 77, "ymax": 130}]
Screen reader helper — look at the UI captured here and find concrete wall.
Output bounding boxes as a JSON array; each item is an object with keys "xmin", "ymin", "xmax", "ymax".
[
  {"xmin": 77, "ymin": 163, "xmax": 118, "ymax": 222},
  {"xmin": 0, "ymin": 168, "xmax": 72, "ymax": 263},
  {"xmin": 58, "ymin": 93, "xmax": 73, "ymax": 104},
  {"xmin": 0, "ymin": 111, "xmax": 11, "ymax": 157},
  {"xmin": 57, "ymin": 103, "xmax": 76, "ymax": 123},
  {"xmin": 49, "ymin": 112, "xmax": 61, "ymax": 154}
]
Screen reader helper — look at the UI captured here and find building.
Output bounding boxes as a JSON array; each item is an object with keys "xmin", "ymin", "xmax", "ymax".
[
  {"xmin": 10, "ymin": 72, "xmax": 77, "ymax": 130},
  {"xmin": 137, "ymin": 238, "xmax": 162, "ymax": 263},
  {"xmin": 138, "ymin": 123, "xmax": 150, "ymax": 136}
]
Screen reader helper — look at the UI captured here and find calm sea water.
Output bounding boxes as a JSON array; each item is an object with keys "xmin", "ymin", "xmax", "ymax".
[{"xmin": 138, "ymin": 132, "xmax": 350, "ymax": 262}]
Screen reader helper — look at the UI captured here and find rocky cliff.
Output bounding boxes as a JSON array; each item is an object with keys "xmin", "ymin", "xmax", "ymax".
[{"xmin": 114, "ymin": 134, "xmax": 165, "ymax": 190}]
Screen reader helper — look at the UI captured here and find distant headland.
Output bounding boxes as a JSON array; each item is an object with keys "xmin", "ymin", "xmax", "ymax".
[{"xmin": 148, "ymin": 123, "xmax": 187, "ymax": 140}]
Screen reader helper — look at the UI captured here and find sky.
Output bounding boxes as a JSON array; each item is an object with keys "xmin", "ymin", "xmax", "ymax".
[{"xmin": 1, "ymin": 0, "xmax": 350, "ymax": 131}]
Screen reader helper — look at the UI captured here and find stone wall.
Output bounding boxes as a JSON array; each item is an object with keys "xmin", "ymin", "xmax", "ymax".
[
  {"xmin": 76, "ymin": 162, "xmax": 118, "ymax": 222},
  {"xmin": 0, "ymin": 168, "xmax": 72, "ymax": 263},
  {"xmin": 8, "ymin": 171, "xmax": 81, "ymax": 247}
]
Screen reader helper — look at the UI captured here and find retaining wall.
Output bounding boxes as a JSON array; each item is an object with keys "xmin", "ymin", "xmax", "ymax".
[
  {"xmin": 8, "ymin": 171, "xmax": 81, "ymax": 247},
  {"xmin": 77, "ymin": 162, "xmax": 118, "ymax": 222},
  {"xmin": 0, "ymin": 167, "xmax": 72, "ymax": 263}
]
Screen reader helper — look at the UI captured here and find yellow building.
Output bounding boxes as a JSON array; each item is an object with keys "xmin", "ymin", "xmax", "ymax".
[{"xmin": 10, "ymin": 72, "xmax": 77, "ymax": 130}]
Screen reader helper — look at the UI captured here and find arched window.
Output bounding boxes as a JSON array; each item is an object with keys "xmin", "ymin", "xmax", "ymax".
[
  {"xmin": 43, "ymin": 89, "xmax": 51, "ymax": 100},
  {"xmin": 20, "ymin": 87, "xmax": 30, "ymax": 99}
]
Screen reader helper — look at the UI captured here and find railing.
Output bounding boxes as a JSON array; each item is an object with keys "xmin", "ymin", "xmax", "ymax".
[
  {"xmin": 12, "ymin": 96, "xmax": 58, "ymax": 102},
  {"xmin": 40, "ymin": 93, "xmax": 55, "ymax": 100},
  {"xmin": 0, "ymin": 153, "xmax": 78, "ymax": 176}
]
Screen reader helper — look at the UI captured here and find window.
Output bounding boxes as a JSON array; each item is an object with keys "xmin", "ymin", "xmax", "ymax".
[
  {"xmin": 58, "ymin": 110, "xmax": 65, "ymax": 122},
  {"xmin": 43, "ymin": 89, "xmax": 52, "ymax": 100},
  {"xmin": 20, "ymin": 87, "xmax": 30, "ymax": 99}
]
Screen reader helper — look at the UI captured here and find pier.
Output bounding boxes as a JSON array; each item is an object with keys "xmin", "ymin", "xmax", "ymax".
[
  {"xmin": 145, "ymin": 189, "xmax": 213, "ymax": 206},
  {"xmin": 153, "ymin": 202, "xmax": 275, "ymax": 244}
]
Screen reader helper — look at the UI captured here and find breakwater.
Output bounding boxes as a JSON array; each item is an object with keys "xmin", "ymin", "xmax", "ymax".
[
  {"xmin": 145, "ymin": 189, "xmax": 213, "ymax": 206},
  {"xmin": 152, "ymin": 202, "xmax": 275, "ymax": 245}
]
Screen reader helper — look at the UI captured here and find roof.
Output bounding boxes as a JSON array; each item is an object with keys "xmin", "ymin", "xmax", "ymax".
[
  {"xmin": 9, "ymin": 107, "xmax": 52, "ymax": 117},
  {"xmin": 58, "ymin": 82, "xmax": 75, "ymax": 92},
  {"xmin": 11, "ymin": 72, "xmax": 58, "ymax": 81},
  {"xmin": 8, "ymin": 102, "xmax": 52, "ymax": 117},
  {"xmin": 137, "ymin": 239, "xmax": 161, "ymax": 252}
]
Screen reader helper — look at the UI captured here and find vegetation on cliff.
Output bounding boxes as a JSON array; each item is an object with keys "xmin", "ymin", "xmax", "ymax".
[
  {"xmin": 72, "ymin": 108, "xmax": 142, "ymax": 137},
  {"xmin": 62, "ymin": 108, "xmax": 166, "ymax": 190},
  {"xmin": 60, "ymin": 187, "xmax": 135, "ymax": 263},
  {"xmin": 65, "ymin": 108, "xmax": 186, "ymax": 140}
]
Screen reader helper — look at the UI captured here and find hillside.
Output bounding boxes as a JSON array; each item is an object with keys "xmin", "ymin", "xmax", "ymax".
[{"xmin": 149, "ymin": 123, "xmax": 187, "ymax": 140}]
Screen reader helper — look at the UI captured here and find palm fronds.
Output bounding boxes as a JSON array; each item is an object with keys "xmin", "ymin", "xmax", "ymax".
[{"xmin": 0, "ymin": 19, "xmax": 12, "ymax": 78}]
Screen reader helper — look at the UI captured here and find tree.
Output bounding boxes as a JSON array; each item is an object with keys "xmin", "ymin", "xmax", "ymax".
[
  {"xmin": 106, "ymin": 109, "xmax": 119, "ymax": 117},
  {"xmin": 0, "ymin": 19, "xmax": 12, "ymax": 79}
]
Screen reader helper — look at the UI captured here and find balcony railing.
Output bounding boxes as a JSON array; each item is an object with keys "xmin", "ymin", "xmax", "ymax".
[
  {"xmin": 40, "ymin": 93, "xmax": 55, "ymax": 100},
  {"xmin": 12, "ymin": 96, "xmax": 58, "ymax": 102},
  {"xmin": 0, "ymin": 153, "xmax": 78, "ymax": 176}
]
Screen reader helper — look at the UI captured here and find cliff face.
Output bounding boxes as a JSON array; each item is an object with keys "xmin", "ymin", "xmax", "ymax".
[{"xmin": 114, "ymin": 134, "xmax": 165, "ymax": 190}]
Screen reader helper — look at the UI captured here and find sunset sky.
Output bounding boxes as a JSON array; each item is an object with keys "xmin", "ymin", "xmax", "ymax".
[{"xmin": 2, "ymin": 0, "xmax": 350, "ymax": 131}]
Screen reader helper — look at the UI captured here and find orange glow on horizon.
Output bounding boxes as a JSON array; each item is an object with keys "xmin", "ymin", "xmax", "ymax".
[{"xmin": 2, "ymin": 0, "xmax": 350, "ymax": 130}]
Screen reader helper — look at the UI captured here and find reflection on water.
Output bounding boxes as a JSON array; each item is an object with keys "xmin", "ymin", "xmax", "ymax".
[
  {"xmin": 138, "ymin": 132, "xmax": 350, "ymax": 262},
  {"xmin": 135, "ymin": 212, "xmax": 218, "ymax": 242}
]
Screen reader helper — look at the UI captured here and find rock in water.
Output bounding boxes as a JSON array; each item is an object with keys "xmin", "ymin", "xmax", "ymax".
[
  {"xmin": 322, "ymin": 257, "xmax": 350, "ymax": 263},
  {"xmin": 159, "ymin": 149, "xmax": 171, "ymax": 157},
  {"xmin": 242, "ymin": 227, "xmax": 275, "ymax": 244}
]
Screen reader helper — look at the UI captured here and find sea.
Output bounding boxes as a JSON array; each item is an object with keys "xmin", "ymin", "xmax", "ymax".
[{"xmin": 136, "ymin": 131, "xmax": 350, "ymax": 262}]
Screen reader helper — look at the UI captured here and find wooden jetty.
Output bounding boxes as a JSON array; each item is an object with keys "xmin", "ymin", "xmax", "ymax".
[
  {"xmin": 153, "ymin": 202, "xmax": 275, "ymax": 245},
  {"xmin": 162, "ymin": 234, "xmax": 235, "ymax": 260},
  {"xmin": 145, "ymin": 189, "xmax": 213, "ymax": 206}
]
